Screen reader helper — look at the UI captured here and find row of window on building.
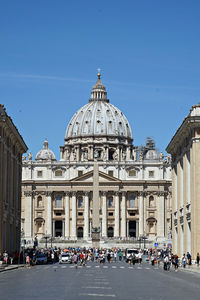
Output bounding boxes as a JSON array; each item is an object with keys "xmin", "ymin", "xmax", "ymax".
[
  {"xmin": 36, "ymin": 195, "xmax": 156, "ymax": 209},
  {"xmin": 35, "ymin": 169, "xmax": 156, "ymax": 178}
]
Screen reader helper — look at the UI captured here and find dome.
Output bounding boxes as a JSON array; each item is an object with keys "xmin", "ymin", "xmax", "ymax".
[
  {"xmin": 35, "ymin": 140, "xmax": 56, "ymax": 161},
  {"xmin": 65, "ymin": 73, "xmax": 133, "ymax": 141}
]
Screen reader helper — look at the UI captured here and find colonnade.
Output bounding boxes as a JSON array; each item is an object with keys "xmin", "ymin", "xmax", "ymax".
[{"xmin": 24, "ymin": 190, "xmax": 167, "ymax": 240}]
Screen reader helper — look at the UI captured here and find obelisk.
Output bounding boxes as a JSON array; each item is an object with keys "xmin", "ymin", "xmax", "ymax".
[{"xmin": 92, "ymin": 162, "xmax": 100, "ymax": 248}]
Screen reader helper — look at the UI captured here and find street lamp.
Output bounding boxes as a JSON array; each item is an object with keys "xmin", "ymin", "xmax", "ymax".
[
  {"xmin": 21, "ymin": 229, "xmax": 25, "ymax": 264},
  {"xmin": 43, "ymin": 234, "xmax": 50, "ymax": 249}
]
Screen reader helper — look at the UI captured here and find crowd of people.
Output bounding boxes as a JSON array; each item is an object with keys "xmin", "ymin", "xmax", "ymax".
[{"xmin": 1, "ymin": 247, "xmax": 200, "ymax": 272}]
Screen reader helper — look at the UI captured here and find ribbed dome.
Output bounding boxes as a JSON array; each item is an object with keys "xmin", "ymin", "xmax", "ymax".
[
  {"xmin": 65, "ymin": 74, "xmax": 133, "ymax": 141},
  {"xmin": 35, "ymin": 140, "xmax": 56, "ymax": 161}
]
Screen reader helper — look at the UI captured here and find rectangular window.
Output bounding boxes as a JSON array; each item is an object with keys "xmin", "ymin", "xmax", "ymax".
[
  {"xmin": 55, "ymin": 195, "xmax": 62, "ymax": 208},
  {"xmin": 108, "ymin": 212, "xmax": 113, "ymax": 216},
  {"xmin": 129, "ymin": 170, "xmax": 136, "ymax": 177},
  {"xmin": 55, "ymin": 170, "xmax": 62, "ymax": 177},
  {"xmin": 129, "ymin": 212, "xmax": 135, "ymax": 216},
  {"xmin": 55, "ymin": 213, "xmax": 62, "ymax": 216},
  {"xmin": 129, "ymin": 196, "xmax": 135, "ymax": 208},
  {"xmin": 78, "ymin": 170, "xmax": 83, "ymax": 177},
  {"xmin": 78, "ymin": 212, "xmax": 83, "ymax": 216},
  {"xmin": 149, "ymin": 171, "xmax": 154, "ymax": 178},
  {"xmin": 108, "ymin": 170, "xmax": 113, "ymax": 177},
  {"xmin": 37, "ymin": 171, "xmax": 43, "ymax": 178}
]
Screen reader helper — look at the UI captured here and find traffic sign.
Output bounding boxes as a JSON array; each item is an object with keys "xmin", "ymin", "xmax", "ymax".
[
  {"xmin": 167, "ymin": 243, "xmax": 172, "ymax": 248},
  {"xmin": 154, "ymin": 243, "xmax": 158, "ymax": 248}
]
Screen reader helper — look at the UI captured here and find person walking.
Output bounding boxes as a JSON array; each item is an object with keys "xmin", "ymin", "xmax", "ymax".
[
  {"xmin": 182, "ymin": 254, "xmax": 186, "ymax": 268},
  {"xmin": 174, "ymin": 255, "xmax": 179, "ymax": 272},
  {"xmin": 196, "ymin": 253, "xmax": 200, "ymax": 267},
  {"xmin": 73, "ymin": 253, "xmax": 78, "ymax": 269}
]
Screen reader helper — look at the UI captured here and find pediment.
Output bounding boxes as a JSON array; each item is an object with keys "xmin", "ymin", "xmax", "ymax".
[{"xmin": 71, "ymin": 170, "xmax": 121, "ymax": 183}]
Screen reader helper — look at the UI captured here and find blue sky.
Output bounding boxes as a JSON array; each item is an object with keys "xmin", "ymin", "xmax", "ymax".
[{"xmin": 1, "ymin": 0, "xmax": 200, "ymax": 159}]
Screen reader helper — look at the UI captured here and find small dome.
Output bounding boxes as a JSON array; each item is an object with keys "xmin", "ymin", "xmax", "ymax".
[{"xmin": 35, "ymin": 140, "xmax": 56, "ymax": 161}]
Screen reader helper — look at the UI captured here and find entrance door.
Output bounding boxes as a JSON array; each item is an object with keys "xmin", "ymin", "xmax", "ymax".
[
  {"xmin": 107, "ymin": 227, "xmax": 114, "ymax": 238},
  {"xmin": 129, "ymin": 221, "xmax": 136, "ymax": 237},
  {"xmin": 55, "ymin": 221, "xmax": 62, "ymax": 237},
  {"xmin": 77, "ymin": 227, "xmax": 83, "ymax": 238}
]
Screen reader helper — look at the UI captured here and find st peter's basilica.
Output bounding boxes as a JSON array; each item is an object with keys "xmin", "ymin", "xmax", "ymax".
[{"xmin": 21, "ymin": 73, "xmax": 172, "ymax": 248}]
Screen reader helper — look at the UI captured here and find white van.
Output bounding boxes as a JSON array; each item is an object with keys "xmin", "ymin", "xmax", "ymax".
[{"xmin": 126, "ymin": 249, "xmax": 139, "ymax": 263}]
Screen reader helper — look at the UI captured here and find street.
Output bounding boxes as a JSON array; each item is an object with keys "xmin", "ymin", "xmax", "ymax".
[{"xmin": 1, "ymin": 261, "xmax": 200, "ymax": 300}]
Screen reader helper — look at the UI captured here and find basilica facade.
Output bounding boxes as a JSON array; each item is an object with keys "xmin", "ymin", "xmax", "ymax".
[{"xmin": 21, "ymin": 73, "xmax": 172, "ymax": 247}]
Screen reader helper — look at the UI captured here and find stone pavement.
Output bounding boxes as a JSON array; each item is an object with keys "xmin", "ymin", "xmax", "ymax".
[{"xmin": 0, "ymin": 264, "xmax": 24, "ymax": 273}]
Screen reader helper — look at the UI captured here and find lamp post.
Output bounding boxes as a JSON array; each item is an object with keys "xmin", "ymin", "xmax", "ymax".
[{"xmin": 21, "ymin": 229, "xmax": 25, "ymax": 264}]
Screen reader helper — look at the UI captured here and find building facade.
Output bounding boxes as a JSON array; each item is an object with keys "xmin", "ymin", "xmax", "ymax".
[
  {"xmin": 167, "ymin": 104, "xmax": 200, "ymax": 259},
  {"xmin": 0, "ymin": 104, "xmax": 27, "ymax": 255},
  {"xmin": 22, "ymin": 74, "xmax": 172, "ymax": 248}
]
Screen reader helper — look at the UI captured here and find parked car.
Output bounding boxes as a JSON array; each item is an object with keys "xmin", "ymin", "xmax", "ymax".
[
  {"xmin": 59, "ymin": 252, "xmax": 72, "ymax": 264},
  {"xmin": 35, "ymin": 253, "xmax": 47, "ymax": 264},
  {"xmin": 126, "ymin": 249, "xmax": 139, "ymax": 263}
]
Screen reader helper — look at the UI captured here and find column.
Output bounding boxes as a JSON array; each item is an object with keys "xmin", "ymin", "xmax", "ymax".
[
  {"xmin": 139, "ymin": 192, "xmax": 144, "ymax": 236},
  {"xmin": 136, "ymin": 220, "xmax": 139, "ymax": 237},
  {"xmin": 52, "ymin": 220, "xmax": 55, "ymax": 237},
  {"xmin": 46, "ymin": 192, "xmax": 52, "ymax": 235},
  {"xmin": 84, "ymin": 192, "xmax": 89, "ymax": 239},
  {"xmin": 71, "ymin": 192, "xmax": 77, "ymax": 239},
  {"xmin": 89, "ymin": 220, "xmax": 92, "ymax": 238},
  {"xmin": 114, "ymin": 192, "xmax": 119, "ymax": 237},
  {"xmin": 127, "ymin": 220, "xmax": 129, "ymax": 237},
  {"xmin": 157, "ymin": 192, "xmax": 165, "ymax": 237},
  {"xmin": 102, "ymin": 192, "xmax": 107, "ymax": 237},
  {"xmin": 62, "ymin": 220, "xmax": 65, "ymax": 237},
  {"xmin": 24, "ymin": 192, "xmax": 32, "ymax": 238},
  {"xmin": 121, "ymin": 192, "xmax": 126, "ymax": 238},
  {"xmin": 64, "ymin": 192, "xmax": 70, "ymax": 238}
]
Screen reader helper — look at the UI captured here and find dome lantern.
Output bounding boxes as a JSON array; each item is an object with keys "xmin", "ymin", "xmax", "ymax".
[{"xmin": 90, "ymin": 71, "xmax": 109, "ymax": 102}]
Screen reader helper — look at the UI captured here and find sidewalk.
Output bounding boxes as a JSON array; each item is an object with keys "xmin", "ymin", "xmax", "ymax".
[
  {"xmin": 0, "ymin": 264, "xmax": 24, "ymax": 273},
  {"xmin": 179, "ymin": 264, "xmax": 200, "ymax": 275}
]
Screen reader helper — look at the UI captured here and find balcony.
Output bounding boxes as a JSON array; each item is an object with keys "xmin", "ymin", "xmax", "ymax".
[
  {"xmin": 127, "ymin": 206, "xmax": 138, "ymax": 211},
  {"xmin": 53, "ymin": 206, "xmax": 64, "ymax": 211},
  {"xmin": 180, "ymin": 216, "xmax": 184, "ymax": 224}
]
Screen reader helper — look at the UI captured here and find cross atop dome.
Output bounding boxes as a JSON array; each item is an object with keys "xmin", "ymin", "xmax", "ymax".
[{"xmin": 89, "ymin": 71, "xmax": 109, "ymax": 102}]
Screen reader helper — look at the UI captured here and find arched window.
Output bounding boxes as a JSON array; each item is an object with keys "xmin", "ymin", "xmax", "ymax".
[
  {"xmin": 78, "ymin": 198, "xmax": 83, "ymax": 208},
  {"xmin": 109, "ymin": 149, "xmax": 115, "ymax": 160},
  {"xmin": 149, "ymin": 196, "xmax": 154, "ymax": 207},
  {"xmin": 37, "ymin": 196, "xmax": 42, "ymax": 208},
  {"xmin": 129, "ymin": 195, "xmax": 135, "ymax": 208},
  {"xmin": 108, "ymin": 197, "xmax": 113, "ymax": 208}
]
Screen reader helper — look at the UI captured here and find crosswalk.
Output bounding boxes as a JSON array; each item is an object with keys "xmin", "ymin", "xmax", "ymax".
[{"xmin": 33, "ymin": 264, "xmax": 160, "ymax": 271}]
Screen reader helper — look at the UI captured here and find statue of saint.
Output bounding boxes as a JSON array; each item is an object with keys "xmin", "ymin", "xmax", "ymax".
[
  {"xmin": 160, "ymin": 152, "xmax": 164, "ymax": 161},
  {"xmin": 83, "ymin": 150, "xmax": 88, "ymax": 161},
  {"xmin": 94, "ymin": 149, "xmax": 99, "ymax": 159},
  {"xmin": 122, "ymin": 151, "xmax": 126, "ymax": 161},
  {"xmin": 22, "ymin": 155, "xmax": 27, "ymax": 161},
  {"xmin": 113, "ymin": 151, "xmax": 118, "ymax": 161},
  {"xmin": 103, "ymin": 150, "xmax": 107, "ymax": 161},
  {"xmin": 73, "ymin": 150, "xmax": 76, "ymax": 161},
  {"xmin": 66, "ymin": 149, "xmax": 70, "ymax": 160},
  {"xmin": 28, "ymin": 152, "xmax": 32, "ymax": 161}
]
